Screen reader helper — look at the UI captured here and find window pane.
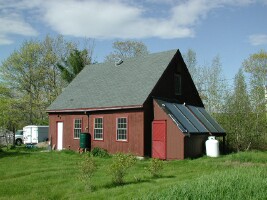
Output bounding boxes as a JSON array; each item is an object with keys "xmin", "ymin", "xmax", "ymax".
[
  {"xmin": 94, "ymin": 118, "xmax": 103, "ymax": 140},
  {"xmin": 74, "ymin": 119, "xmax": 82, "ymax": 138},
  {"xmin": 117, "ymin": 118, "xmax": 127, "ymax": 141}
]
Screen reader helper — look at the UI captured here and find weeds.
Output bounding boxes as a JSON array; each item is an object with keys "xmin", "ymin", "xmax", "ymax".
[
  {"xmin": 91, "ymin": 147, "xmax": 109, "ymax": 158},
  {"xmin": 146, "ymin": 158, "xmax": 164, "ymax": 178},
  {"xmin": 108, "ymin": 153, "xmax": 137, "ymax": 185},
  {"xmin": 79, "ymin": 155, "xmax": 97, "ymax": 191}
]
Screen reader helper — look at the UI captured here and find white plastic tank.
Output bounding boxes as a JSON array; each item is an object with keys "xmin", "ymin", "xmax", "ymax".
[{"xmin": 205, "ymin": 136, "xmax": 219, "ymax": 157}]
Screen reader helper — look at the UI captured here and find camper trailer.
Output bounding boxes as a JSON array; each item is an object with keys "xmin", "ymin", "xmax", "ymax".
[{"xmin": 23, "ymin": 125, "xmax": 49, "ymax": 144}]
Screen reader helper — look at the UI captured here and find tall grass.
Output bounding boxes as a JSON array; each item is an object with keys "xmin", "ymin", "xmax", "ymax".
[
  {"xmin": 0, "ymin": 148, "xmax": 266, "ymax": 199},
  {"xmin": 143, "ymin": 167, "xmax": 267, "ymax": 200}
]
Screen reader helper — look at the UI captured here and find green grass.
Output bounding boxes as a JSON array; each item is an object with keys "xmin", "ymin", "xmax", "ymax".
[{"xmin": 0, "ymin": 148, "xmax": 266, "ymax": 200}]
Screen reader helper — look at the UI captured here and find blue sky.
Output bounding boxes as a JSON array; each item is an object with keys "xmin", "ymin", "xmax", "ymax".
[{"xmin": 0, "ymin": 0, "xmax": 267, "ymax": 81}]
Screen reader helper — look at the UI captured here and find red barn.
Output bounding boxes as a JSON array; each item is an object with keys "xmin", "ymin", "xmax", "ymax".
[{"xmin": 47, "ymin": 49, "xmax": 225, "ymax": 159}]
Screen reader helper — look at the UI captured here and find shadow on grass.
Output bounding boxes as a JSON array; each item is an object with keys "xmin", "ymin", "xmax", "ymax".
[
  {"xmin": 96, "ymin": 174, "xmax": 176, "ymax": 191},
  {"xmin": 101, "ymin": 179, "xmax": 151, "ymax": 190},
  {"xmin": 0, "ymin": 150, "xmax": 30, "ymax": 159},
  {"xmin": 150, "ymin": 175, "xmax": 176, "ymax": 179},
  {"xmin": 0, "ymin": 146, "xmax": 46, "ymax": 159}
]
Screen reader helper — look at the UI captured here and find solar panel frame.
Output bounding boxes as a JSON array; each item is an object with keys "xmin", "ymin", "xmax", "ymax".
[{"xmin": 168, "ymin": 114, "xmax": 187, "ymax": 133}]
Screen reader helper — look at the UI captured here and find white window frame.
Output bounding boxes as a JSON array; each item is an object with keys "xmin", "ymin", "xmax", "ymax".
[
  {"xmin": 74, "ymin": 119, "xmax": 82, "ymax": 139},
  {"xmin": 116, "ymin": 117, "xmax": 127, "ymax": 141},
  {"xmin": 94, "ymin": 117, "xmax": 103, "ymax": 140}
]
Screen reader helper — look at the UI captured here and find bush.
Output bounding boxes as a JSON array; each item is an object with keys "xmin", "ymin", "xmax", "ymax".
[
  {"xmin": 146, "ymin": 158, "xmax": 164, "ymax": 178},
  {"xmin": 91, "ymin": 147, "xmax": 109, "ymax": 157},
  {"xmin": 108, "ymin": 153, "xmax": 137, "ymax": 185},
  {"xmin": 79, "ymin": 155, "xmax": 97, "ymax": 191}
]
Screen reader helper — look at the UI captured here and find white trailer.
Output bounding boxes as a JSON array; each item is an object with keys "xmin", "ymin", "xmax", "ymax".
[{"xmin": 23, "ymin": 125, "xmax": 49, "ymax": 144}]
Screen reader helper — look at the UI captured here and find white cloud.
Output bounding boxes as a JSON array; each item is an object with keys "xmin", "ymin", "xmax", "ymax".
[
  {"xmin": 0, "ymin": 0, "xmax": 262, "ymax": 44},
  {"xmin": 0, "ymin": 0, "xmax": 39, "ymax": 45},
  {"xmin": 0, "ymin": 15, "xmax": 38, "ymax": 45},
  {"xmin": 41, "ymin": 0, "xmax": 256, "ymax": 39},
  {"xmin": 41, "ymin": 0, "xmax": 209, "ymax": 39},
  {"xmin": 249, "ymin": 34, "xmax": 267, "ymax": 46}
]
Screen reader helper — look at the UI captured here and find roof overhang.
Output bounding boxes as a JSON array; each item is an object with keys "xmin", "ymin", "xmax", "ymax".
[{"xmin": 46, "ymin": 104, "xmax": 143, "ymax": 113}]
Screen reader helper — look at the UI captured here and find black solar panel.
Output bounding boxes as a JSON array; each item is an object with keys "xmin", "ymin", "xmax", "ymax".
[
  {"xmin": 187, "ymin": 106, "xmax": 218, "ymax": 133},
  {"xmin": 165, "ymin": 103, "xmax": 199, "ymax": 133},
  {"xmin": 174, "ymin": 104, "xmax": 209, "ymax": 133},
  {"xmin": 198, "ymin": 108, "xmax": 225, "ymax": 133},
  {"xmin": 158, "ymin": 100, "xmax": 225, "ymax": 134},
  {"xmin": 167, "ymin": 114, "xmax": 187, "ymax": 133}
]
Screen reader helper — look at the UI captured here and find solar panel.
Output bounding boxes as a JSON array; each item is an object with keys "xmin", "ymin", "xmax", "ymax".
[
  {"xmin": 187, "ymin": 106, "xmax": 218, "ymax": 133},
  {"xmin": 174, "ymin": 104, "xmax": 209, "ymax": 133},
  {"xmin": 168, "ymin": 114, "xmax": 187, "ymax": 133},
  {"xmin": 165, "ymin": 103, "xmax": 199, "ymax": 133},
  {"xmin": 198, "ymin": 108, "xmax": 225, "ymax": 133}
]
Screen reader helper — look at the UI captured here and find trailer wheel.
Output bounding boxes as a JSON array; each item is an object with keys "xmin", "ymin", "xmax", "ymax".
[{"xmin": 16, "ymin": 139, "xmax": 22, "ymax": 146}]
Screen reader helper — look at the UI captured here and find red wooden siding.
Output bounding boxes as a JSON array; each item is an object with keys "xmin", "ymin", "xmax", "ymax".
[
  {"xmin": 90, "ymin": 110, "xmax": 144, "ymax": 156},
  {"xmin": 49, "ymin": 109, "xmax": 145, "ymax": 156},
  {"xmin": 153, "ymin": 100, "xmax": 185, "ymax": 160},
  {"xmin": 152, "ymin": 120, "xmax": 166, "ymax": 159},
  {"xmin": 49, "ymin": 113, "xmax": 88, "ymax": 150}
]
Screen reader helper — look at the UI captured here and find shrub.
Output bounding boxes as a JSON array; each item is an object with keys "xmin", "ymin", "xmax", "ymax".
[
  {"xmin": 79, "ymin": 155, "xmax": 97, "ymax": 191},
  {"xmin": 108, "ymin": 153, "xmax": 137, "ymax": 185},
  {"xmin": 146, "ymin": 158, "xmax": 164, "ymax": 178},
  {"xmin": 91, "ymin": 147, "xmax": 109, "ymax": 157}
]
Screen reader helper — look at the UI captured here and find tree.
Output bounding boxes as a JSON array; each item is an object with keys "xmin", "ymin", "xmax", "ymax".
[
  {"xmin": 243, "ymin": 50, "xmax": 267, "ymax": 149},
  {"xmin": 57, "ymin": 49, "xmax": 91, "ymax": 83},
  {"xmin": 204, "ymin": 56, "xmax": 229, "ymax": 114},
  {"xmin": 243, "ymin": 50, "xmax": 267, "ymax": 109},
  {"xmin": 183, "ymin": 50, "xmax": 228, "ymax": 113},
  {"xmin": 224, "ymin": 68, "xmax": 253, "ymax": 151},
  {"xmin": 40, "ymin": 35, "xmax": 76, "ymax": 104},
  {"xmin": 105, "ymin": 40, "xmax": 149, "ymax": 62},
  {"xmin": 0, "ymin": 35, "xmax": 82, "ymax": 128},
  {"xmin": 1, "ymin": 41, "xmax": 44, "ymax": 125},
  {"xmin": 0, "ymin": 83, "xmax": 22, "ymax": 131},
  {"xmin": 183, "ymin": 49, "xmax": 197, "ymax": 80}
]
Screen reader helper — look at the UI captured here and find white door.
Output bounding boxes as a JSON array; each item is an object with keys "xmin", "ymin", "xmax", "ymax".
[
  {"xmin": 32, "ymin": 127, "xmax": 38, "ymax": 144},
  {"xmin": 23, "ymin": 127, "xmax": 32, "ymax": 144},
  {"xmin": 57, "ymin": 122, "xmax": 63, "ymax": 150}
]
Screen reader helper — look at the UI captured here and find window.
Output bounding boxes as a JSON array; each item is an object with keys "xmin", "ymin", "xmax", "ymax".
[
  {"xmin": 94, "ymin": 118, "xmax": 103, "ymax": 140},
  {"xmin": 116, "ymin": 118, "xmax": 127, "ymax": 141},
  {"xmin": 174, "ymin": 74, "xmax": 181, "ymax": 95},
  {"xmin": 74, "ymin": 119, "xmax": 82, "ymax": 139}
]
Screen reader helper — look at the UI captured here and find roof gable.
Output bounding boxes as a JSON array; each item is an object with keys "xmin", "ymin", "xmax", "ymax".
[{"xmin": 47, "ymin": 49, "xmax": 178, "ymax": 112}]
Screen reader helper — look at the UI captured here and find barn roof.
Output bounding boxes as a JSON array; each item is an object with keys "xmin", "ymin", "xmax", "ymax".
[
  {"xmin": 47, "ymin": 49, "xmax": 178, "ymax": 112},
  {"xmin": 155, "ymin": 99, "xmax": 226, "ymax": 135}
]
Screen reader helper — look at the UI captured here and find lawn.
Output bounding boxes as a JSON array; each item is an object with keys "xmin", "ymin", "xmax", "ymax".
[{"xmin": 0, "ymin": 147, "xmax": 266, "ymax": 200}]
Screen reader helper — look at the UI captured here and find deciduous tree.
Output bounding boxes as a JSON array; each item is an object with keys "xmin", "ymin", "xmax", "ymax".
[
  {"xmin": 105, "ymin": 40, "xmax": 149, "ymax": 62},
  {"xmin": 0, "ymin": 35, "xmax": 88, "ymax": 129}
]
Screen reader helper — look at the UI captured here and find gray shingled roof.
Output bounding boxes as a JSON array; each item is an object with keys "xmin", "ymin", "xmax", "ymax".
[{"xmin": 47, "ymin": 49, "xmax": 178, "ymax": 111}]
